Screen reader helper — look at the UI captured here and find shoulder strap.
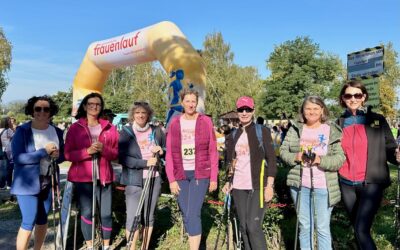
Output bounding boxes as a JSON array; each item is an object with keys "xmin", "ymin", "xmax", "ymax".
[
  {"xmin": 231, "ymin": 128, "xmax": 237, "ymax": 139},
  {"xmin": 255, "ymin": 124, "xmax": 265, "ymax": 154},
  {"xmin": 122, "ymin": 126, "xmax": 135, "ymax": 139},
  {"xmin": 151, "ymin": 127, "xmax": 159, "ymax": 146}
]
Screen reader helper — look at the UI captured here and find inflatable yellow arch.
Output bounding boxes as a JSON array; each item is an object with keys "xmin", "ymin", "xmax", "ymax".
[{"xmin": 72, "ymin": 21, "xmax": 206, "ymax": 115}]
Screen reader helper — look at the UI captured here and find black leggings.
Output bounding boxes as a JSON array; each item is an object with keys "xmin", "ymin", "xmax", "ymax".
[
  {"xmin": 340, "ymin": 183, "xmax": 384, "ymax": 250},
  {"xmin": 75, "ymin": 182, "xmax": 113, "ymax": 241},
  {"xmin": 231, "ymin": 189, "xmax": 267, "ymax": 250}
]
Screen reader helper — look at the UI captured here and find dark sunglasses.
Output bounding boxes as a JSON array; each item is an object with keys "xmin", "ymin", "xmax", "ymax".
[
  {"xmin": 237, "ymin": 107, "xmax": 254, "ymax": 113},
  {"xmin": 34, "ymin": 106, "xmax": 50, "ymax": 113},
  {"xmin": 342, "ymin": 93, "xmax": 363, "ymax": 100},
  {"xmin": 134, "ymin": 101, "xmax": 149, "ymax": 106}
]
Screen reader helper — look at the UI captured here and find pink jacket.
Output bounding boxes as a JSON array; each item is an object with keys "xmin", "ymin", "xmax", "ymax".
[
  {"xmin": 65, "ymin": 118, "xmax": 119, "ymax": 185},
  {"xmin": 166, "ymin": 114, "xmax": 219, "ymax": 182}
]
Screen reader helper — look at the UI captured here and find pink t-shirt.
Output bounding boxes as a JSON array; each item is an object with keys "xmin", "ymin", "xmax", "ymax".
[
  {"xmin": 88, "ymin": 124, "xmax": 102, "ymax": 179},
  {"xmin": 232, "ymin": 131, "xmax": 253, "ymax": 190},
  {"xmin": 180, "ymin": 117, "xmax": 196, "ymax": 171},
  {"xmin": 132, "ymin": 126, "xmax": 159, "ymax": 178},
  {"xmin": 300, "ymin": 124, "xmax": 330, "ymax": 189}
]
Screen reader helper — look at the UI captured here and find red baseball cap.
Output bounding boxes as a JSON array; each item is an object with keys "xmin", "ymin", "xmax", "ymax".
[{"xmin": 236, "ymin": 96, "xmax": 254, "ymax": 109}]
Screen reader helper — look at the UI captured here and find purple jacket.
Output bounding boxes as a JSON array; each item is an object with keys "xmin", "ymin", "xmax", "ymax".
[
  {"xmin": 166, "ymin": 114, "xmax": 218, "ymax": 182},
  {"xmin": 65, "ymin": 118, "xmax": 118, "ymax": 185}
]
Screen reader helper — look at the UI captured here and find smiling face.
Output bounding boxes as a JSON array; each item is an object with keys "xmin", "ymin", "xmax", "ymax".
[
  {"xmin": 237, "ymin": 107, "xmax": 255, "ymax": 125},
  {"xmin": 342, "ymin": 86, "xmax": 366, "ymax": 113},
  {"xmin": 84, "ymin": 97, "xmax": 102, "ymax": 118},
  {"xmin": 32, "ymin": 100, "xmax": 51, "ymax": 124},
  {"xmin": 182, "ymin": 93, "xmax": 198, "ymax": 115},
  {"xmin": 133, "ymin": 107, "xmax": 149, "ymax": 128},
  {"xmin": 303, "ymin": 101, "xmax": 323, "ymax": 126}
]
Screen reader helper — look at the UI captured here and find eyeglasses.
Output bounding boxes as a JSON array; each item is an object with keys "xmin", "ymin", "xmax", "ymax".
[
  {"xmin": 34, "ymin": 106, "xmax": 50, "ymax": 113},
  {"xmin": 342, "ymin": 93, "xmax": 363, "ymax": 100},
  {"xmin": 237, "ymin": 107, "xmax": 254, "ymax": 113},
  {"xmin": 134, "ymin": 101, "xmax": 149, "ymax": 106},
  {"xmin": 87, "ymin": 102, "xmax": 102, "ymax": 108}
]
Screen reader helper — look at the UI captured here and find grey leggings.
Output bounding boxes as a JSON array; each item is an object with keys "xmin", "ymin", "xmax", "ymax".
[{"xmin": 125, "ymin": 176, "xmax": 162, "ymax": 231}]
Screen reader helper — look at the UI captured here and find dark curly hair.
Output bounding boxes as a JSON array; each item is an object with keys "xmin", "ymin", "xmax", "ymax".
[
  {"xmin": 75, "ymin": 92, "xmax": 104, "ymax": 119},
  {"xmin": 24, "ymin": 95, "xmax": 59, "ymax": 117}
]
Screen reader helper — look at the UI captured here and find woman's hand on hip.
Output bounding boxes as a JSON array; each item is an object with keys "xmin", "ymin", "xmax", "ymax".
[
  {"xmin": 209, "ymin": 181, "xmax": 217, "ymax": 192},
  {"xmin": 170, "ymin": 181, "xmax": 180, "ymax": 195}
]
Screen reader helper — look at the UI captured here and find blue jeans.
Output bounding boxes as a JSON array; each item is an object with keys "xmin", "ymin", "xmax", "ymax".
[{"xmin": 291, "ymin": 187, "xmax": 333, "ymax": 250}]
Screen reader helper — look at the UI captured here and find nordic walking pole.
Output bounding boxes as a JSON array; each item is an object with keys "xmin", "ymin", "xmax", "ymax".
[
  {"xmin": 214, "ymin": 159, "xmax": 237, "ymax": 250},
  {"xmin": 214, "ymin": 194, "xmax": 229, "ymax": 250},
  {"xmin": 294, "ymin": 147, "xmax": 305, "ymax": 250},
  {"xmin": 126, "ymin": 153, "xmax": 158, "ymax": 250},
  {"xmin": 226, "ymin": 193, "xmax": 233, "ymax": 250},
  {"xmin": 294, "ymin": 166, "xmax": 303, "ymax": 250},
  {"xmin": 91, "ymin": 152, "xmax": 98, "ymax": 249},
  {"xmin": 310, "ymin": 165, "xmax": 318, "ymax": 249},
  {"xmin": 396, "ymin": 163, "xmax": 400, "ymax": 249},
  {"xmin": 52, "ymin": 159, "xmax": 64, "ymax": 250},
  {"xmin": 50, "ymin": 159, "xmax": 58, "ymax": 250}
]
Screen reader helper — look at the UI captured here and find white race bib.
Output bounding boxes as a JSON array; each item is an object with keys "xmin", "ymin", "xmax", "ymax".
[{"xmin": 182, "ymin": 144, "xmax": 195, "ymax": 160}]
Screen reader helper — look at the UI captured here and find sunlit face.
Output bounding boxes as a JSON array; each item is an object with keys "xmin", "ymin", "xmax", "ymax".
[
  {"xmin": 342, "ymin": 86, "xmax": 366, "ymax": 112},
  {"xmin": 237, "ymin": 107, "xmax": 255, "ymax": 125},
  {"xmin": 303, "ymin": 101, "xmax": 323, "ymax": 126},
  {"xmin": 182, "ymin": 94, "xmax": 198, "ymax": 115},
  {"xmin": 84, "ymin": 97, "xmax": 102, "ymax": 118},
  {"xmin": 33, "ymin": 100, "xmax": 51, "ymax": 123},
  {"xmin": 133, "ymin": 107, "xmax": 149, "ymax": 128}
]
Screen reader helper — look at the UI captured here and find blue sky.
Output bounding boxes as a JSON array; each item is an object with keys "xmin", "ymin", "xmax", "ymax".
[{"xmin": 1, "ymin": 0, "xmax": 399, "ymax": 103}]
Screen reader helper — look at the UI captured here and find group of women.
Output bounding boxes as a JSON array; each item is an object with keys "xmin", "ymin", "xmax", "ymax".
[{"xmin": 9, "ymin": 80, "xmax": 400, "ymax": 250}]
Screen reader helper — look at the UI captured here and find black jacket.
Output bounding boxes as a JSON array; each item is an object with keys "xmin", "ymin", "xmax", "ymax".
[
  {"xmin": 226, "ymin": 122, "xmax": 277, "ymax": 189},
  {"xmin": 338, "ymin": 109, "xmax": 397, "ymax": 187},
  {"xmin": 118, "ymin": 124, "xmax": 166, "ymax": 186}
]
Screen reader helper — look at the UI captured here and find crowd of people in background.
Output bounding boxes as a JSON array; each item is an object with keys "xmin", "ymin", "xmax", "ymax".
[{"xmin": 4, "ymin": 80, "xmax": 400, "ymax": 250}]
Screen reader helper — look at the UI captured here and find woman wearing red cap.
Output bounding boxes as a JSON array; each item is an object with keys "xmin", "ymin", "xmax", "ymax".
[{"xmin": 222, "ymin": 96, "xmax": 277, "ymax": 249}]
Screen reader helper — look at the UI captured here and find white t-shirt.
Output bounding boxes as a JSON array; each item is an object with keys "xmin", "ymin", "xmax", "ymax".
[{"xmin": 32, "ymin": 126, "xmax": 59, "ymax": 175}]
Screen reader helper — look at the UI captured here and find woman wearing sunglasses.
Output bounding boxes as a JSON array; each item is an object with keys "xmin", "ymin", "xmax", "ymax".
[
  {"xmin": 65, "ymin": 92, "xmax": 118, "ymax": 250},
  {"xmin": 11, "ymin": 96, "xmax": 64, "ymax": 250},
  {"xmin": 222, "ymin": 96, "xmax": 277, "ymax": 250},
  {"xmin": 118, "ymin": 101, "xmax": 165, "ymax": 250},
  {"xmin": 166, "ymin": 88, "xmax": 219, "ymax": 250},
  {"xmin": 338, "ymin": 80, "xmax": 399, "ymax": 249},
  {"xmin": 281, "ymin": 96, "xmax": 345, "ymax": 250}
]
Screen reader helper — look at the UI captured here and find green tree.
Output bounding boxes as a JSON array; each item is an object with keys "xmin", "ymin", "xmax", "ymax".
[
  {"xmin": 51, "ymin": 89, "xmax": 73, "ymax": 122},
  {"xmin": 0, "ymin": 27, "xmax": 12, "ymax": 100},
  {"xmin": 202, "ymin": 32, "xmax": 262, "ymax": 119},
  {"xmin": 261, "ymin": 36, "xmax": 344, "ymax": 119},
  {"xmin": 103, "ymin": 63, "xmax": 168, "ymax": 120}
]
